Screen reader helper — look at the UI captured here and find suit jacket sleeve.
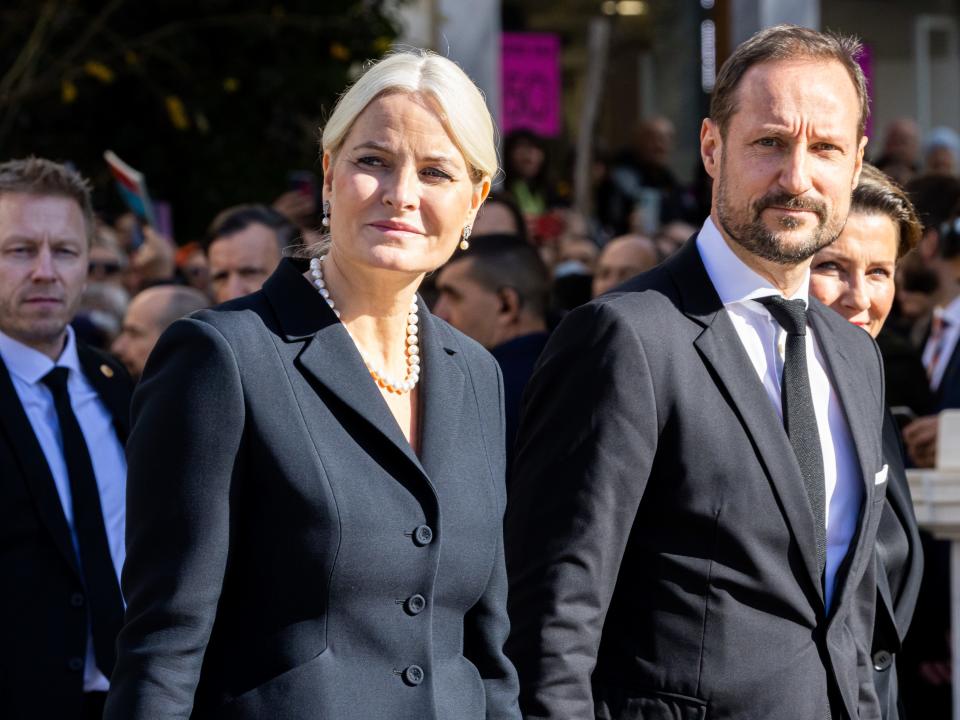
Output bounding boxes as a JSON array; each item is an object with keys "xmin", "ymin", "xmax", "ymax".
[
  {"xmin": 504, "ymin": 300, "xmax": 659, "ymax": 719},
  {"xmin": 463, "ymin": 351, "xmax": 522, "ymax": 719},
  {"xmin": 105, "ymin": 317, "xmax": 244, "ymax": 719}
]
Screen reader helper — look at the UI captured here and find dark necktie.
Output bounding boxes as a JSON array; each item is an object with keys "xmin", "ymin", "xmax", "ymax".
[
  {"xmin": 41, "ymin": 367, "xmax": 124, "ymax": 676},
  {"xmin": 757, "ymin": 296, "xmax": 827, "ymax": 577}
]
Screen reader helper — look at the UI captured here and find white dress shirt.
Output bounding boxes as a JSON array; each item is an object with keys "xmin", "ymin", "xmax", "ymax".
[
  {"xmin": 0, "ymin": 326, "xmax": 126, "ymax": 692},
  {"xmin": 696, "ymin": 218, "xmax": 863, "ymax": 610},
  {"xmin": 922, "ymin": 295, "xmax": 960, "ymax": 392}
]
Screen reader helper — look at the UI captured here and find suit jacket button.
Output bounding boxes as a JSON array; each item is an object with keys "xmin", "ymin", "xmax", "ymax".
[
  {"xmin": 67, "ymin": 657, "xmax": 84, "ymax": 672},
  {"xmin": 403, "ymin": 664, "xmax": 425, "ymax": 686},
  {"xmin": 70, "ymin": 592, "xmax": 85, "ymax": 608},
  {"xmin": 413, "ymin": 525, "xmax": 433, "ymax": 546},
  {"xmin": 405, "ymin": 594, "xmax": 426, "ymax": 615},
  {"xmin": 873, "ymin": 650, "xmax": 893, "ymax": 671}
]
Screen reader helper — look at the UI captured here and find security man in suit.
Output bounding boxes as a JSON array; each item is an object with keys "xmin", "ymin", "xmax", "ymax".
[
  {"xmin": 506, "ymin": 26, "xmax": 888, "ymax": 719},
  {"xmin": 0, "ymin": 157, "xmax": 131, "ymax": 719}
]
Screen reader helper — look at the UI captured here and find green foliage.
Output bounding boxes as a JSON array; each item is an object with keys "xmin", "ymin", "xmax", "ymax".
[{"xmin": 0, "ymin": 0, "xmax": 402, "ymax": 238}]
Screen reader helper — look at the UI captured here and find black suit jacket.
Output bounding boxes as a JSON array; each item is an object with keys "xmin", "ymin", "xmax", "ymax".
[
  {"xmin": 872, "ymin": 413, "xmax": 923, "ymax": 720},
  {"xmin": 935, "ymin": 338, "xmax": 960, "ymax": 410},
  {"xmin": 0, "ymin": 343, "xmax": 130, "ymax": 720},
  {"xmin": 104, "ymin": 259, "xmax": 520, "ymax": 720},
  {"xmin": 505, "ymin": 239, "xmax": 888, "ymax": 720}
]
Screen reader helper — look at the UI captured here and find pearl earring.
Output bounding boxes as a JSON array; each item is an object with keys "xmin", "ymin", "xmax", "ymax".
[
  {"xmin": 459, "ymin": 224, "xmax": 472, "ymax": 251},
  {"xmin": 321, "ymin": 200, "xmax": 330, "ymax": 228}
]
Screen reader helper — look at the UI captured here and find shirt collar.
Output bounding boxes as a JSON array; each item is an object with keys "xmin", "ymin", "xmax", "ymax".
[
  {"xmin": 695, "ymin": 216, "xmax": 810, "ymax": 310},
  {"xmin": 0, "ymin": 325, "xmax": 82, "ymax": 385},
  {"xmin": 940, "ymin": 294, "xmax": 960, "ymax": 325}
]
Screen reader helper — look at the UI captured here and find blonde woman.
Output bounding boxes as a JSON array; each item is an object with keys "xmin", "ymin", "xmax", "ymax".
[{"xmin": 105, "ymin": 51, "xmax": 520, "ymax": 720}]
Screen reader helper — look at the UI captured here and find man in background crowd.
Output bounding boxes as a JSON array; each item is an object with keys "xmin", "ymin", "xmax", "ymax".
[
  {"xmin": 205, "ymin": 204, "xmax": 297, "ymax": 303},
  {"xmin": 0, "ymin": 157, "xmax": 130, "ymax": 719},
  {"xmin": 433, "ymin": 234, "xmax": 550, "ymax": 468},
  {"xmin": 111, "ymin": 285, "xmax": 210, "ymax": 381},
  {"xmin": 592, "ymin": 233, "xmax": 659, "ymax": 297}
]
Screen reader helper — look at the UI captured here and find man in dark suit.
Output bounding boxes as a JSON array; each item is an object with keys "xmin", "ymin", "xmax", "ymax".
[
  {"xmin": 0, "ymin": 157, "xmax": 131, "ymax": 719},
  {"xmin": 505, "ymin": 26, "xmax": 887, "ymax": 719},
  {"xmin": 433, "ymin": 234, "xmax": 550, "ymax": 469}
]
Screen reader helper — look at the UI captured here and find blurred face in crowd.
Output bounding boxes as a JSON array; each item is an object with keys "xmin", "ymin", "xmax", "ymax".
[
  {"xmin": 557, "ymin": 236, "xmax": 598, "ymax": 273},
  {"xmin": 0, "ymin": 193, "xmax": 88, "ymax": 359},
  {"xmin": 434, "ymin": 257, "xmax": 504, "ymax": 349},
  {"xmin": 207, "ymin": 222, "xmax": 281, "ymax": 303},
  {"xmin": 88, "ymin": 244, "xmax": 125, "ymax": 286},
  {"xmin": 701, "ymin": 58, "xmax": 866, "ymax": 267},
  {"xmin": 592, "ymin": 234, "xmax": 659, "ymax": 297},
  {"xmin": 882, "ymin": 119, "xmax": 919, "ymax": 165},
  {"xmin": 926, "ymin": 146, "xmax": 957, "ymax": 177},
  {"xmin": 180, "ymin": 247, "xmax": 210, "ymax": 294},
  {"xmin": 472, "ymin": 200, "xmax": 522, "ymax": 237},
  {"xmin": 637, "ymin": 117, "xmax": 675, "ymax": 167},
  {"xmin": 111, "ymin": 287, "xmax": 169, "ymax": 380},
  {"xmin": 509, "ymin": 137, "xmax": 545, "ymax": 181},
  {"xmin": 809, "ymin": 211, "xmax": 898, "ymax": 338},
  {"xmin": 322, "ymin": 92, "xmax": 487, "ymax": 278}
]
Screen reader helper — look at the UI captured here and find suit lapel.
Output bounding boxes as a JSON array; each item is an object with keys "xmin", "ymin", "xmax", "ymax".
[
  {"xmin": 264, "ymin": 258, "xmax": 432, "ymax": 483},
  {"xmin": 0, "ymin": 356, "xmax": 80, "ymax": 578},
  {"xmin": 77, "ymin": 346, "xmax": 130, "ymax": 444},
  {"xmin": 807, "ymin": 302, "xmax": 881, "ymax": 617},
  {"xmin": 667, "ymin": 240, "xmax": 824, "ymax": 602},
  {"xmin": 417, "ymin": 313, "xmax": 466, "ymax": 482}
]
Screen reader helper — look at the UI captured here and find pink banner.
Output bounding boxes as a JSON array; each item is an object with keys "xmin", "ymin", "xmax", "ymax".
[{"xmin": 500, "ymin": 32, "xmax": 561, "ymax": 137}]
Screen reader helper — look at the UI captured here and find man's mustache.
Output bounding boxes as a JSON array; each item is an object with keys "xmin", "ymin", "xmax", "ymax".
[{"xmin": 752, "ymin": 193, "xmax": 827, "ymax": 223}]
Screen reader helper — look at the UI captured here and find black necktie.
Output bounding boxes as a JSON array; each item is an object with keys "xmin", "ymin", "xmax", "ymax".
[
  {"xmin": 41, "ymin": 367, "xmax": 124, "ymax": 676},
  {"xmin": 757, "ymin": 296, "xmax": 827, "ymax": 576}
]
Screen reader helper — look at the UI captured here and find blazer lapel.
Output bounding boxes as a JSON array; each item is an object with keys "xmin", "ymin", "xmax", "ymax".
[
  {"xmin": 77, "ymin": 346, "xmax": 130, "ymax": 444},
  {"xmin": 807, "ymin": 302, "xmax": 881, "ymax": 617},
  {"xmin": 416, "ymin": 312, "xmax": 466, "ymax": 483},
  {"xmin": 0, "ymin": 356, "xmax": 80, "ymax": 578},
  {"xmin": 264, "ymin": 258, "xmax": 429, "ymax": 481},
  {"xmin": 667, "ymin": 240, "xmax": 824, "ymax": 602}
]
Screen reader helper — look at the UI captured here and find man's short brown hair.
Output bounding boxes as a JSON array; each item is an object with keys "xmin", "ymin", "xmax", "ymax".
[
  {"xmin": 710, "ymin": 24, "xmax": 869, "ymax": 139},
  {"xmin": 0, "ymin": 157, "xmax": 95, "ymax": 243}
]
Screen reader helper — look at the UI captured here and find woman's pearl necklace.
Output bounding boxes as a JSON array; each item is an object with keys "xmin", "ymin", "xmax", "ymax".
[{"xmin": 309, "ymin": 255, "xmax": 421, "ymax": 395}]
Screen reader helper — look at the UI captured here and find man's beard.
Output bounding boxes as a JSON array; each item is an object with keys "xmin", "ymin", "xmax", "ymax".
[{"xmin": 715, "ymin": 164, "xmax": 845, "ymax": 266}]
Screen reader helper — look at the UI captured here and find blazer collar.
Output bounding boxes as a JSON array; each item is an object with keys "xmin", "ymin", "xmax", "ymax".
[
  {"xmin": 77, "ymin": 345, "xmax": 131, "ymax": 443},
  {"xmin": 263, "ymin": 258, "xmax": 467, "ymax": 485},
  {"xmin": 0, "ymin": 354, "xmax": 81, "ymax": 578},
  {"xmin": 667, "ymin": 238, "xmax": 825, "ymax": 606}
]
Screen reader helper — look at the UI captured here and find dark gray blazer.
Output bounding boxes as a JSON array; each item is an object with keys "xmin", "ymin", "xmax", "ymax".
[
  {"xmin": 104, "ymin": 258, "xmax": 520, "ymax": 720},
  {"xmin": 505, "ymin": 239, "xmax": 888, "ymax": 720}
]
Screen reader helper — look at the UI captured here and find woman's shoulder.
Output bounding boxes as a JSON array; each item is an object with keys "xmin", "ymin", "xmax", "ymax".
[{"xmin": 183, "ymin": 291, "xmax": 277, "ymax": 341}]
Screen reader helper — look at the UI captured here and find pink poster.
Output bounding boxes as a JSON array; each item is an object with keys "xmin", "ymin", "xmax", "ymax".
[{"xmin": 500, "ymin": 33, "xmax": 561, "ymax": 137}]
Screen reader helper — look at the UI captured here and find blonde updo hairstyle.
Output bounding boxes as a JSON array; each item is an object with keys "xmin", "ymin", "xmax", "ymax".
[{"xmin": 322, "ymin": 50, "xmax": 498, "ymax": 187}]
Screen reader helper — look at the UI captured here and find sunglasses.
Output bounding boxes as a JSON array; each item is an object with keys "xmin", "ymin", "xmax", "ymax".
[{"xmin": 89, "ymin": 260, "xmax": 122, "ymax": 276}]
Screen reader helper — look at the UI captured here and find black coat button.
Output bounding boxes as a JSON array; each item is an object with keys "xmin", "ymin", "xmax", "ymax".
[
  {"xmin": 413, "ymin": 525, "xmax": 433, "ymax": 546},
  {"xmin": 405, "ymin": 594, "xmax": 426, "ymax": 615},
  {"xmin": 70, "ymin": 592, "xmax": 84, "ymax": 608},
  {"xmin": 403, "ymin": 664, "xmax": 425, "ymax": 686},
  {"xmin": 873, "ymin": 650, "xmax": 893, "ymax": 671},
  {"xmin": 67, "ymin": 657, "xmax": 84, "ymax": 672}
]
